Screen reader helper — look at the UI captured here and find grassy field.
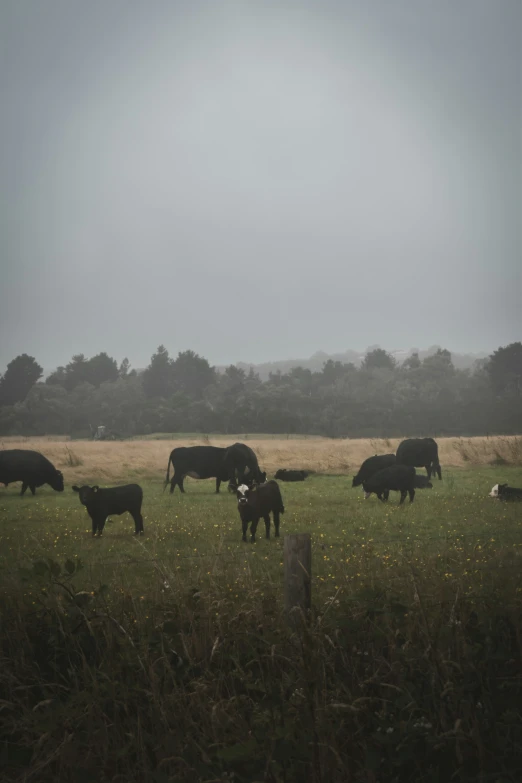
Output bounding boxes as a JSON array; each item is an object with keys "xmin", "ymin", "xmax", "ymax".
[{"xmin": 1, "ymin": 437, "xmax": 522, "ymax": 782}]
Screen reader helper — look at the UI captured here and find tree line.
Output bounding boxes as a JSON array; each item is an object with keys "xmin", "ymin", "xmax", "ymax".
[{"xmin": 0, "ymin": 343, "xmax": 521, "ymax": 438}]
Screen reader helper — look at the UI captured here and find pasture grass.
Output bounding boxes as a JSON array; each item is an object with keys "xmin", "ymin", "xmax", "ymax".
[{"xmin": 1, "ymin": 455, "xmax": 522, "ymax": 781}]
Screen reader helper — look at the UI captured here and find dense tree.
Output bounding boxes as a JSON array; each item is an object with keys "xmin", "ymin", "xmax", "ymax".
[
  {"xmin": 1, "ymin": 343, "xmax": 520, "ymax": 437},
  {"xmin": 486, "ymin": 342, "xmax": 522, "ymax": 396},
  {"xmin": 402, "ymin": 352, "xmax": 421, "ymax": 370},
  {"xmin": 119, "ymin": 358, "xmax": 131, "ymax": 378},
  {"xmin": 86, "ymin": 353, "xmax": 119, "ymax": 387},
  {"xmin": 362, "ymin": 349, "xmax": 396, "ymax": 371},
  {"xmin": 171, "ymin": 350, "xmax": 215, "ymax": 399},
  {"xmin": 142, "ymin": 345, "xmax": 174, "ymax": 398},
  {"xmin": 62, "ymin": 354, "xmax": 90, "ymax": 391},
  {"xmin": 0, "ymin": 354, "xmax": 43, "ymax": 406}
]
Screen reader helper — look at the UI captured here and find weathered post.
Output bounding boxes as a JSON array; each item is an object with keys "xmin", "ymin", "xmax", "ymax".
[{"xmin": 284, "ymin": 533, "xmax": 312, "ymax": 626}]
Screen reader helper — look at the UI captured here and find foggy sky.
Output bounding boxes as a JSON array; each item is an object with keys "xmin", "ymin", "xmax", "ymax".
[{"xmin": 1, "ymin": 0, "xmax": 520, "ymax": 374}]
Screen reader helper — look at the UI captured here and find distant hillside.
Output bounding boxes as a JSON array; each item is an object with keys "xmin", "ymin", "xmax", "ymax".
[{"xmin": 223, "ymin": 346, "xmax": 487, "ymax": 380}]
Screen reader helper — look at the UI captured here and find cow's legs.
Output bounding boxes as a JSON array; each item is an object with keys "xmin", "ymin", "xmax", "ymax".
[
  {"xmin": 132, "ymin": 511, "xmax": 144, "ymax": 535},
  {"xmin": 408, "ymin": 488, "xmax": 415, "ymax": 503},
  {"xmin": 377, "ymin": 492, "xmax": 386, "ymax": 502},
  {"xmin": 215, "ymin": 477, "xmax": 221, "ymax": 493},
  {"xmin": 250, "ymin": 516, "xmax": 260, "ymax": 543},
  {"xmin": 242, "ymin": 517, "xmax": 249, "ymax": 542},
  {"xmin": 435, "ymin": 463, "xmax": 442, "ymax": 480},
  {"xmin": 399, "ymin": 490, "xmax": 407, "ymax": 504},
  {"xmin": 30, "ymin": 485, "xmax": 36, "ymax": 496},
  {"xmin": 97, "ymin": 517, "xmax": 106, "ymax": 536},
  {"xmin": 20, "ymin": 482, "xmax": 28, "ymax": 496},
  {"xmin": 90, "ymin": 514, "xmax": 97, "ymax": 537},
  {"xmin": 273, "ymin": 511, "xmax": 280, "ymax": 537},
  {"xmin": 264, "ymin": 515, "xmax": 271, "ymax": 539},
  {"xmin": 425, "ymin": 464, "xmax": 432, "ymax": 480},
  {"xmin": 382, "ymin": 490, "xmax": 390, "ymax": 502},
  {"xmin": 170, "ymin": 474, "xmax": 185, "ymax": 493}
]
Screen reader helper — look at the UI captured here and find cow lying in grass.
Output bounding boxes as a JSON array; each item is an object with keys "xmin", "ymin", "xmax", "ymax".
[
  {"xmin": 363, "ymin": 465, "xmax": 416, "ymax": 504},
  {"xmin": 72, "ymin": 484, "xmax": 144, "ymax": 536},
  {"xmin": 236, "ymin": 481, "xmax": 285, "ymax": 542},
  {"xmin": 489, "ymin": 484, "xmax": 522, "ymax": 502},
  {"xmin": 274, "ymin": 469, "xmax": 308, "ymax": 482}
]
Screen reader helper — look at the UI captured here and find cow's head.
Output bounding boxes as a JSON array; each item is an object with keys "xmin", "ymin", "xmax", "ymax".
[
  {"xmin": 274, "ymin": 469, "xmax": 285, "ymax": 479},
  {"xmin": 236, "ymin": 483, "xmax": 254, "ymax": 507},
  {"xmin": 257, "ymin": 470, "xmax": 267, "ymax": 484},
  {"xmin": 72, "ymin": 485, "xmax": 99, "ymax": 505},
  {"xmin": 50, "ymin": 470, "xmax": 64, "ymax": 492},
  {"xmin": 489, "ymin": 483, "xmax": 507, "ymax": 498}
]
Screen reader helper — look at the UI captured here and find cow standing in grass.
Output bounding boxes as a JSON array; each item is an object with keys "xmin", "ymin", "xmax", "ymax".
[
  {"xmin": 236, "ymin": 481, "xmax": 285, "ymax": 542},
  {"xmin": 396, "ymin": 438, "xmax": 442, "ymax": 480},
  {"xmin": 72, "ymin": 484, "xmax": 144, "ymax": 536},
  {"xmin": 363, "ymin": 465, "xmax": 416, "ymax": 504},
  {"xmin": 164, "ymin": 443, "xmax": 265, "ymax": 494},
  {"xmin": 352, "ymin": 454, "xmax": 396, "ymax": 488},
  {"xmin": 0, "ymin": 449, "xmax": 64, "ymax": 496}
]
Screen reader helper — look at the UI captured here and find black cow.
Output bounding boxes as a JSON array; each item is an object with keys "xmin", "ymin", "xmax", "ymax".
[
  {"xmin": 0, "ymin": 449, "xmax": 64, "ymax": 496},
  {"xmin": 274, "ymin": 469, "xmax": 308, "ymax": 482},
  {"xmin": 396, "ymin": 438, "xmax": 442, "ymax": 480},
  {"xmin": 224, "ymin": 442, "xmax": 265, "ymax": 489},
  {"xmin": 165, "ymin": 443, "xmax": 265, "ymax": 494},
  {"xmin": 381, "ymin": 473, "xmax": 432, "ymax": 501},
  {"xmin": 363, "ymin": 465, "xmax": 416, "ymax": 504},
  {"xmin": 352, "ymin": 454, "xmax": 396, "ymax": 487},
  {"xmin": 72, "ymin": 484, "xmax": 144, "ymax": 536},
  {"xmin": 165, "ymin": 446, "xmax": 228, "ymax": 494},
  {"xmin": 236, "ymin": 481, "xmax": 285, "ymax": 542},
  {"xmin": 489, "ymin": 483, "xmax": 522, "ymax": 502}
]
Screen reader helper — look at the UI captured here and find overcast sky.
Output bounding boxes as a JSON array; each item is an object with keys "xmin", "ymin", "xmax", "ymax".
[{"xmin": 1, "ymin": 0, "xmax": 520, "ymax": 373}]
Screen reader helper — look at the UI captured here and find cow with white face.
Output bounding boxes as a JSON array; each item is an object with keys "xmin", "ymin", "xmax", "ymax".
[
  {"xmin": 236, "ymin": 481, "xmax": 285, "ymax": 542},
  {"xmin": 489, "ymin": 483, "xmax": 522, "ymax": 501}
]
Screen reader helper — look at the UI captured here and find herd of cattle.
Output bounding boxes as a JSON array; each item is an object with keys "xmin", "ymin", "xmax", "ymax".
[{"xmin": 0, "ymin": 438, "xmax": 521, "ymax": 542}]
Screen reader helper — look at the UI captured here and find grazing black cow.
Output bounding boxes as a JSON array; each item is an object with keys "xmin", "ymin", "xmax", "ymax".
[
  {"xmin": 165, "ymin": 443, "xmax": 265, "ymax": 494},
  {"xmin": 0, "ymin": 449, "xmax": 64, "ymax": 496},
  {"xmin": 352, "ymin": 454, "xmax": 396, "ymax": 488},
  {"xmin": 396, "ymin": 438, "xmax": 442, "ymax": 480},
  {"xmin": 72, "ymin": 484, "xmax": 144, "ymax": 536},
  {"xmin": 381, "ymin": 472, "xmax": 432, "ymax": 501},
  {"xmin": 165, "ymin": 446, "xmax": 228, "ymax": 494},
  {"xmin": 236, "ymin": 481, "xmax": 285, "ymax": 542},
  {"xmin": 489, "ymin": 483, "xmax": 522, "ymax": 502},
  {"xmin": 363, "ymin": 465, "xmax": 416, "ymax": 504},
  {"xmin": 224, "ymin": 442, "xmax": 266, "ymax": 489},
  {"xmin": 274, "ymin": 469, "xmax": 308, "ymax": 482}
]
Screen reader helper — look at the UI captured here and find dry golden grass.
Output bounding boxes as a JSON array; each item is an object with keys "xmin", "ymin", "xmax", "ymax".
[{"xmin": 1, "ymin": 434, "xmax": 520, "ymax": 483}]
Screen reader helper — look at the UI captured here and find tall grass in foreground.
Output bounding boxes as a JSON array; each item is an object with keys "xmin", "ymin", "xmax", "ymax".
[{"xmin": 1, "ymin": 549, "xmax": 521, "ymax": 783}]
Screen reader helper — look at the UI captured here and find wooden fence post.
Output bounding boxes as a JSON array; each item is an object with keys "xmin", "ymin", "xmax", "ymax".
[{"xmin": 284, "ymin": 533, "xmax": 312, "ymax": 625}]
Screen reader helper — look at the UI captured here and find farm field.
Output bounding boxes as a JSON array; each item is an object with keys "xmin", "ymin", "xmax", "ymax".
[{"xmin": 1, "ymin": 436, "xmax": 522, "ymax": 783}]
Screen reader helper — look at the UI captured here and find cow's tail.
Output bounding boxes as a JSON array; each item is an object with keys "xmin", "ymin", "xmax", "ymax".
[{"xmin": 163, "ymin": 452, "xmax": 174, "ymax": 492}]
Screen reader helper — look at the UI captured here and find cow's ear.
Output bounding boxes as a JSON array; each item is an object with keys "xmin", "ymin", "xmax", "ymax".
[
  {"xmin": 72, "ymin": 486, "xmax": 79, "ymax": 493},
  {"xmin": 92, "ymin": 485, "xmax": 99, "ymax": 493}
]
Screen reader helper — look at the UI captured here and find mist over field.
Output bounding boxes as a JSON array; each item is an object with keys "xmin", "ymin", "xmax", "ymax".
[{"xmin": 1, "ymin": 0, "xmax": 520, "ymax": 373}]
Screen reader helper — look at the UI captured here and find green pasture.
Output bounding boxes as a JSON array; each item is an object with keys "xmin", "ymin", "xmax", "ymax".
[{"xmin": 1, "ymin": 467, "xmax": 521, "ymax": 605}]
